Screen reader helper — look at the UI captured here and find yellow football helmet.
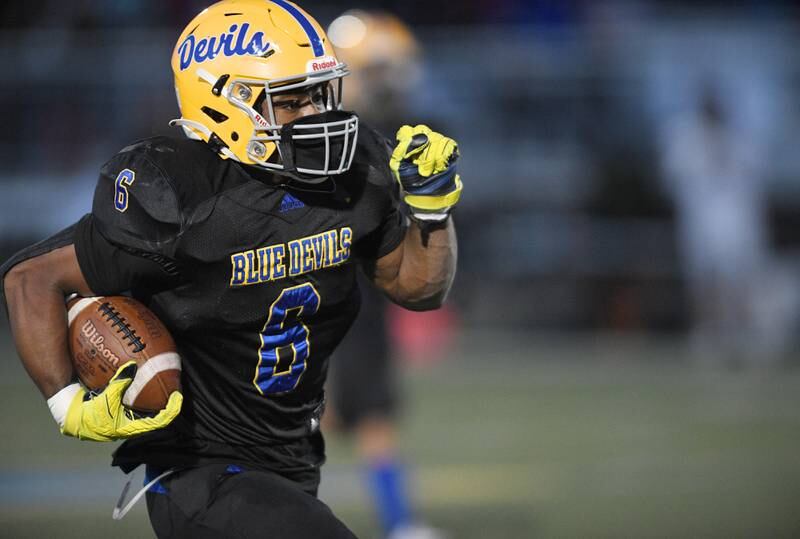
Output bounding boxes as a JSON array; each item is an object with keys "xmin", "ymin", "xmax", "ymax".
[{"xmin": 170, "ymin": 0, "xmax": 358, "ymax": 180}]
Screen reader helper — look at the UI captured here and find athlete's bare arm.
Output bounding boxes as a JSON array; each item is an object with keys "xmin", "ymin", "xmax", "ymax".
[
  {"xmin": 3, "ymin": 245, "xmax": 92, "ymax": 398},
  {"xmin": 369, "ymin": 219, "xmax": 457, "ymax": 311}
]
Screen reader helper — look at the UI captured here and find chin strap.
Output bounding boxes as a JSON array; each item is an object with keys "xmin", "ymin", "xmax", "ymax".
[
  {"xmin": 169, "ymin": 118, "xmax": 241, "ymax": 162},
  {"xmin": 278, "ymin": 169, "xmax": 332, "ymax": 186},
  {"xmin": 274, "ymin": 128, "xmax": 332, "ymax": 185}
]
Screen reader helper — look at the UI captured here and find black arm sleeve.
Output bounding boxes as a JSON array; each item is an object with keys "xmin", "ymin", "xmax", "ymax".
[{"xmin": 74, "ymin": 214, "xmax": 183, "ymax": 296}]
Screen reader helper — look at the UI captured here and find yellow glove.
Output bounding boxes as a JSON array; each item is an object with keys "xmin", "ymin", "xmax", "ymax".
[
  {"xmin": 390, "ymin": 125, "xmax": 463, "ymax": 223},
  {"xmin": 49, "ymin": 362, "xmax": 182, "ymax": 442}
]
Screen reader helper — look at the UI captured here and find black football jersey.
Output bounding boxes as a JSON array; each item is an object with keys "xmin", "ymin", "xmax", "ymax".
[{"xmin": 72, "ymin": 126, "xmax": 406, "ymax": 489}]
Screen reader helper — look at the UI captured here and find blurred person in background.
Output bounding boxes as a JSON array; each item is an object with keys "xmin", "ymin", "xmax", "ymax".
[
  {"xmin": 325, "ymin": 11, "xmax": 449, "ymax": 539},
  {"xmin": 659, "ymin": 82, "xmax": 771, "ymax": 364}
]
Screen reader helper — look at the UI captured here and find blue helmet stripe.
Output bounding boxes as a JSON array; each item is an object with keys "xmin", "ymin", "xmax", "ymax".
[{"xmin": 270, "ymin": 0, "xmax": 325, "ymax": 57}]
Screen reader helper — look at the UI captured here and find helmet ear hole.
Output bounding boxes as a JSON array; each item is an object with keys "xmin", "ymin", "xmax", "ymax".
[{"xmin": 231, "ymin": 132, "xmax": 239, "ymax": 141}]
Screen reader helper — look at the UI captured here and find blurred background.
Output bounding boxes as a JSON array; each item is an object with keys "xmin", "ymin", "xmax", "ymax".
[{"xmin": 2, "ymin": 0, "xmax": 800, "ymax": 537}]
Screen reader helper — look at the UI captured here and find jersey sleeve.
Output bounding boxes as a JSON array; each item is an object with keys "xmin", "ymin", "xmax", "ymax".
[
  {"xmin": 74, "ymin": 144, "xmax": 185, "ymax": 295},
  {"xmin": 74, "ymin": 214, "xmax": 183, "ymax": 295}
]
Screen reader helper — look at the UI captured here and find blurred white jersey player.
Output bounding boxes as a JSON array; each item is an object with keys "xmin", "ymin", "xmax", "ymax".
[{"xmin": 661, "ymin": 85, "xmax": 774, "ymax": 362}]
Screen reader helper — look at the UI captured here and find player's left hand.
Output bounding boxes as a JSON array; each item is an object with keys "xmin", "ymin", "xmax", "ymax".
[
  {"xmin": 390, "ymin": 125, "xmax": 463, "ymax": 223},
  {"xmin": 62, "ymin": 362, "xmax": 183, "ymax": 442}
]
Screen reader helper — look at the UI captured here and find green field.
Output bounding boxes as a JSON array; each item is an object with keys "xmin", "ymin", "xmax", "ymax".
[{"xmin": 1, "ymin": 328, "xmax": 799, "ymax": 538}]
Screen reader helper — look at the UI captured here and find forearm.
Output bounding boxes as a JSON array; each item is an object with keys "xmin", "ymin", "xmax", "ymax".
[
  {"xmin": 3, "ymin": 247, "xmax": 88, "ymax": 398},
  {"xmin": 388, "ymin": 218, "xmax": 457, "ymax": 310}
]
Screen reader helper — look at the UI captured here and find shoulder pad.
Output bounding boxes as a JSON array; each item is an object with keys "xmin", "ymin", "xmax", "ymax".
[
  {"xmin": 118, "ymin": 136, "xmax": 225, "ymax": 206},
  {"xmin": 356, "ymin": 122, "xmax": 393, "ymax": 159},
  {"xmin": 92, "ymin": 136, "xmax": 231, "ymax": 255},
  {"xmin": 92, "ymin": 138, "xmax": 185, "ymax": 255},
  {"xmin": 353, "ymin": 123, "xmax": 396, "ymax": 189}
]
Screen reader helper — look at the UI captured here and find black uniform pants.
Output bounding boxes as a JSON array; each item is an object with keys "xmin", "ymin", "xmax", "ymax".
[{"xmin": 145, "ymin": 463, "xmax": 357, "ymax": 539}]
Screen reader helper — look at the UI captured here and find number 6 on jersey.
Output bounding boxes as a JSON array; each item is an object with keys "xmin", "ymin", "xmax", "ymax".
[
  {"xmin": 114, "ymin": 169, "xmax": 136, "ymax": 212},
  {"xmin": 254, "ymin": 283, "xmax": 321, "ymax": 395}
]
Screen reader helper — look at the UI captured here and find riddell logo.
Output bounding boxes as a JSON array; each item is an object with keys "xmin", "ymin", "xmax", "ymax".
[
  {"xmin": 253, "ymin": 113, "xmax": 269, "ymax": 128},
  {"xmin": 308, "ymin": 57, "xmax": 337, "ymax": 72}
]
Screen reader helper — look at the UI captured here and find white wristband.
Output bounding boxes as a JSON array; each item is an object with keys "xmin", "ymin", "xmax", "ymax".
[{"xmin": 47, "ymin": 383, "xmax": 81, "ymax": 429}]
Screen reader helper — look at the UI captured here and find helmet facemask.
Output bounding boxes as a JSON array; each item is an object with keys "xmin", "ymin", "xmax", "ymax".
[
  {"xmin": 224, "ymin": 68, "xmax": 359, "ymax": 182},
  {"xmin": 276, "ymin": 110, "xmax": 360, "ymax": 183}
]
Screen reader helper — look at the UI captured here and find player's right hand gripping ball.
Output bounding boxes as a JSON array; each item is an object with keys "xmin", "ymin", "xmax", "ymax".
[
  {"xmin": 62, "ymin": 362, "xmax": 183, "ymax": 442},
  {"xmin": 390, "ymin": 125, "xmax": 463, "ymax": 223}
]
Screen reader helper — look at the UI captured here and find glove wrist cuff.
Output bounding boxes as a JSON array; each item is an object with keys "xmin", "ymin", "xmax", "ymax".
[
  {"xmin": 47, "ymin": 383, "xmax": 81, "ymax": 429},
  {"xmin": 408, "ymin": 209, "xmax": 451, "ymax": 224}
]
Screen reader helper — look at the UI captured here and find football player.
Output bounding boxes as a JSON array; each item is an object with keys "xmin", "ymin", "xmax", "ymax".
[{"xmin": 0, "ymin": 1, "xmax": 462, "ymax": 538}]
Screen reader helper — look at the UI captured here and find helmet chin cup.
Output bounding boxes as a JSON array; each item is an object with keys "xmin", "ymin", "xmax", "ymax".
[{"xmin": 273, "ymin": 110, "xmax": 359, "ymax": 182}]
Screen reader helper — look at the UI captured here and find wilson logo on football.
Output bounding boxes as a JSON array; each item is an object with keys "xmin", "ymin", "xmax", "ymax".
[
  {"xmin": 177, "ymin": 23, "xmax": 272, "ymax": 71},
  {"xmin": 80, "ymin": 320, "xmax": 123, "ymax": 368},
  {"xmin": 307, "ymin": 57, "xmax": 338, "ymax": 72}
]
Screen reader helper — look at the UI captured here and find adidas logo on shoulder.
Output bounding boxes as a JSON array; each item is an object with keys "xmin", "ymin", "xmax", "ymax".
[{"xmin": 279, "ymin": 193, "xmax": 305, "ymax": 213}]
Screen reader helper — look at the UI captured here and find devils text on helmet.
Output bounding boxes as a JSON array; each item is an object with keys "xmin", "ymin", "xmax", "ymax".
[{"xmin": 178, "ymin": 23, "xmax": 272, "ymax": 71}]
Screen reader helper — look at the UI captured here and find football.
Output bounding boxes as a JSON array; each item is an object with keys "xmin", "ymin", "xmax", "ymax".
[{"xmin": 66, "ymin": 295, "xmax": 181, "ymax": 413}]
